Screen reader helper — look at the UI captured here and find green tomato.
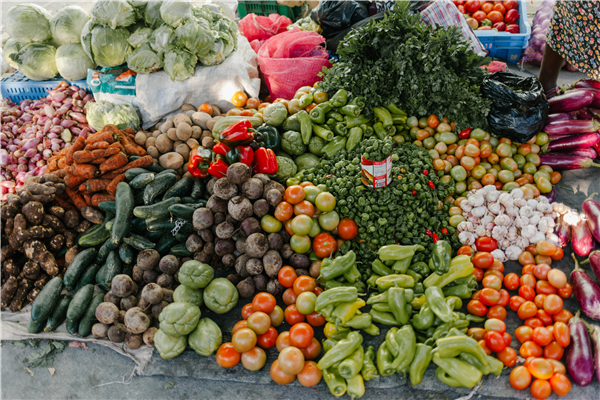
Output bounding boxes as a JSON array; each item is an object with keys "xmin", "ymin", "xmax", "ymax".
[
  {"xmin": 303, "ymin": 185, "xmax": 321, "ymax": 204},
  {"xmin": 479, "ymin": 162, "xmax": 492, "ymax": 170},
  {"xmin": 496, "ymin": 143, "xmax": 512, "ymax": 158},
  {"xmin": 536, "ymin": 132, "xmax": 549, "ymax": 146},
  {"xmin": 512, "ymin": 154, "xmax": 526, "ymax": 169},
  {"xmin": 433, "ymin": 133, "xmax": 441, "ymax": 142},
  {"xmin": 261, "ymin": 215, "xmax": 282, "ymax": 233},
  {"xmin": 536, "ymin": 176, "xmax": 553, "ymax": 193},
  {"xmin": 407, "ymin": 116, "xmax": 419, "ymax": 127},
  {"xmin": 438, "ymin": 132, "xmax": 458, "ymax": 145},
  {"xmin": 539, "ymin": 165, "xmax": 553, "ymax": 173},
  {"xmin": 489, "ymin": 137, "xmax": 499, "ymax": 147},
  {"xmin": 455, "ymin": 181, "xmax": 467, "ymax": 193},
  {"xmin": 315, "ymin": 192, "xmax": 336, "ymax": 212},
  {"xmin": 423, "ymin": 137, "xmax": 436, "ymax": 149},
  {"xmin": 470, "ymin": 128, "xmax": 486, "ymax": 141},
  {"xmin": 486, "ymin": 168, "xmax": 498, "ymax": 178},
  {"xmin": 498, "ymin": 170, "xmax": 515, "ymax": 184},
  {"xmin": 502, "ymin": 182, "xmax": 521, "ymax": 192},
  {"xmin": 500, "ymin": 157, "xmax": 518, "ymax": 172},
  {"xmin": 526, "ymin": 153, "xmax": 541, "ymax": 167},
  {"xmin": 449, "ymin": 215, "xmax": 465, "ymax": 227},
  {"xmin": 308, "ymin": 218, "xmax": 321, "ymax": 237},
  {"xmin": 291, "ymin": 215, "xmax": 313, "ymax": 236},
  {"xmin": 418, "ymin": 117, "xmax": 428, "ymax": 128},
  {"xmin": 450, "ymin": 165, "xmax": 467, "ymax": 182},
  {"xmin": 471, "ymin": 165, "xmax": 487, "ymax": 180},
  {"xmin": 410, "ymin": 127, "xmax": 419, "ymax": 139},
  {"xmin": 523, "ymin": 162, "xmax": 537, "ymax": 175},
  {"xmin": 440, "ymin": 175, "xmax": 452, "ymax": 185},
  {"xmin": 318, "ymin": 211, "xmax": 340, "ymax": 231},
  {"xmin": 290, "ymin": 234, "xmax": 311, "ymax": 253},
  {"xmin": 511, "ymin": 145, "xmax": 518, "ymax": 156},
  {"xmin": 457, "ymin": 139, "xmax": 468, "ymax": 146},
  {"xmin": 317, "ymin": 184, "xmax": 328, "ymax": 193},
  {"xmin": 295, "ymin": 291, "xmax": 317, "ymax": 315},
  {"xmin": 534, "ymin": 170, "xmax": 551, "ymax": 184},
  {"xmin": 428, "ymin": 149, "xmax": 440, "ymax": 159}
]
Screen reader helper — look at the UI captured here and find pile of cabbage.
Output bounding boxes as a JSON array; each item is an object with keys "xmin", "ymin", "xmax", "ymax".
[
  {"xmin": 3, "ymin": 4, "xmax": 94, "ymax": 81},
  {"xmin": 82, "ymin": 0, "xmax": 238, "ymax": 81}
]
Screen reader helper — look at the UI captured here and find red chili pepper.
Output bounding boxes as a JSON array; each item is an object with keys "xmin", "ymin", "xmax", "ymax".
[
  {"xmin": 412, "ymin": 190, "xmax": 417, "ymax": 196},
  {"xmin": 188, "ymin": 146, "xmax": 211, "ymax": 178},
  {"xmin": 219, "ymin": 120, "xmax": 254, "ymax": 147},
  {"xmin": 208, "ymin": 158, "xmax": 229, "ymax": 178},
  {"xmin": 423, "ymin": 170, "xmax": 429, "ymax": 176},
  {"xmin": 441, "ymin": 228, "xmax": 448, "ymax": 235},
  {"xmin": 212, "ymin": 142, "xmax": 231, "ymax": 156},
  {"xmin": 428, "ymin": 180, "xmax": 435, "ymax": 189},
  {"xmin": 459, "ymin": 128, "xmax": 472, "ymax": 139},
  {"xmin": 432, "ymin": 232, "xmax": 439, "ymax": 243},
  {"xmin": 253, "ymin": 147, "xmax": 278, "ymax": 175},
  {"xmin": 425, "ymin": 229, "xmax": 432, "ymax": 236}
]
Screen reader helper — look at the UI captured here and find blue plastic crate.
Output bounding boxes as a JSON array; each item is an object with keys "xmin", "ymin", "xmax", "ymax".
[
  {"xmin": 1, "ymin": 71, "xmax": 90, "ymax": 103},
  {"xmin": 474, "ymin": 0, "xmax": 531, "ymax": 63}
]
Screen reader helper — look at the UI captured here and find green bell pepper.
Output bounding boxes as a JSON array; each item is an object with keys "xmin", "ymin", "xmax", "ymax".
[
  {"xmin": 309, "ymin": 101, "xmax": 334, "ymax": 124},
  {"xmin": 326, "ymin": 110, "xmax": 344, "ymax": 122},
  {"xmin": 255, "ymin": 124, "xmax": 280, "ymax": 150},
  {"xmin": 321, "ymin": 136, "xmax": 347, "ymax": 159},
  {"xmin": 318, "ymin": 331, "xmax": 363, "ymax": 370},
  {"xmin": 372, "ymin": 259, "xmax": 392, "ymax": 276},
  {"xmin": 344, "ymin": 313, "xmax": 372, "ymax": 330},
  {"xmin": 313, "ymin": 124, "xmax": 334, "ymax": 141},
  {"xmin": 340, "ymin": 105, "xmax": 361, "ymax": 117},
  {"xmin": 334, "ymin": 122, "xmax": 347, "ymax": 136},
  {"xmin": 373, "ymin": 107, "xmax": 393, "ymax": 127},
  {"xmin": 409, "ymin": 344, "xmax": 433, "ymax": 386},
  {"xmin": 369, "ymin": 309, "xmax": 400, "ymax": 326},
  {"xmin": 373, "ymin": 122, "xmax": 387, "ymax": 140},
  {"xmin": 385, "ymin": 101, "xmax": 407, "ymax": 116},
  {"xmin": 346, "ymin": 127, "xmax": 363, "ymax": 151},
  {"xmin": 361, "ymin": 346, "xmax": 379, "ymax": 381},
  {"xmin": 431, "ymin": 240, "xmax": 452, "ymax": 275},
  {"xmin": 296, "ymin": 110, "xmax": 313, "ymax": 145},
  {"xmin": 330, "ymin": 89, "xmax": 348, "ymax": 108}
]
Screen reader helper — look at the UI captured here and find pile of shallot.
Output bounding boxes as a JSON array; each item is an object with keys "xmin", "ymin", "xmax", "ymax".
[{"xmin": 0, "ymin": 81, "xmax": 94, "ymax": 200}]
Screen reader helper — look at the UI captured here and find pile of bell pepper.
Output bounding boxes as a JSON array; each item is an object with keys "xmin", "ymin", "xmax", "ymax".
[
  {"xmin": 187, "ymin": 120, "xmax": 279, "ymax": 178},
  {"xmin": 317, "ymin": 250, "xmax": 365, "ymax": 292}
]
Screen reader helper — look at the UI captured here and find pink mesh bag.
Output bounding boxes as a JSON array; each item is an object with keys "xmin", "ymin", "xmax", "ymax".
[
  {"xmin": 257, "ymin": 29, "xmax": 331, "ymax": 100},
  {"xmin": 238, "ymin": 13, "xmax": 292, "ymax": 42}
]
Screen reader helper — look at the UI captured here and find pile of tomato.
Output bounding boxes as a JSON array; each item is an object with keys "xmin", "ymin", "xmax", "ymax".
[{"xmin": 453, "ymin": 0, "xmax": 521, "ymax": 33}]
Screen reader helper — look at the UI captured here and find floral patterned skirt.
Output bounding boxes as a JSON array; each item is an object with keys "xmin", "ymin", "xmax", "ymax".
[{"xmin": 547, "ymin": 0, "xmax": 600, "ymax": 79}]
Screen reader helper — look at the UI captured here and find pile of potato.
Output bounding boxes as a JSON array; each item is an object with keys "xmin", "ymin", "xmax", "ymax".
[{"xmin": 134, "ymin": 104, "xmax": 224, "ymax": 176}]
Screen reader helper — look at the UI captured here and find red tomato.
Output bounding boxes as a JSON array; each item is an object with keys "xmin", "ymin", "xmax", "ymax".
[
  {"xmin": 312, "ymin": 233, "xmax": 337, "ymax": 258},
  {"xmin": 282, "ymin": 288, "xmax": 298, "ymax": 306},
  {"xmin": 485, "ymin": 331, "xmax": 506, "ymax": 352},
  {"xmin": 252, "ymin": 292, "xmax": 276, "ymax": 314},
  {"xmin": 293, "ymin": 276, "xmax": 316, "ymax": 296},
  {"xmin": 509, "ymin": 295, "xmax": 526, "ymax": 312},
  {"xmin": 510, "ymin": 366, "xmax": 532, "ymax": 390},
  {"xmin": 549, "ymin": 373, "xmax": 571, "ymax": 397},
  {"xmin": 465, "ymin": 0, "xmax": 481, "ymax": 13},
  {"xmin": 531, "ymin": 327, "xmax": 553, "ymax": 347},
  {"xmin": 242, "ymin": 304, "xmax": 255, "ymax": 320},
  {"xmin": 557, "ymin": 283, "xmax": 572, "ymax": 299},
  {"xmin": 502, "ymin": 332, "xmax": 512, "ymax": 347},
  {"xmin": 524, "ymin": 318, "xmax": 544, "ymax": 329},
  {"xmin": 552, "ymin": 309, "xmax": 573, "ymax": 324},
  {"xmin": 493, "ymin": 3, "xmax": 506, "ymax": 14},
  {"xmin": 518, "ymin": 301, "xmax": 538, "ymax": 320},
  {"xmin": 497, "ymin": 346, "xmax": 517, "ymax": 367},
  {"xmin": 257, "ymin": 327, "xmax": 279, "ymax": 349},
  {"xmin": 473, "ymin": 252, "xmax": 494, "ymax": 269},
  {"xmin": 497, "ymin": 289, "xmax": 510, "ymax": 307},
  {"xmin": 479, "ymin": 288, "xmax": 500, "ymax": 306},
  {"xmin": 487, "ymin": 305, "xmax": 507, "ymax": 320},
  {"xmin": 289, "ymin": 323, "xmax": 314, "ymax": 348},
  {"xmin": 503, "ymin": 0, "xmax": 518, "ymax": 10},
  {"xmin": 467, "ymin": 300, "xmax": 488, "ymax": 317},
  {"xmin": 306, "ymin": 311, "xmax": 326, "ymax": 327},
  {"xmin": 472, "ymin": 10, "xmax": 487, "ymax": 22},
  {"xmin": 487, "ymin": 10, "xmax": 503, "ymax": 23},
  {"xmin": 553, "ymin": 322, "xmax": 570, "ymax": 347},
  {"xmin": 478, "ymin": 339, "xmax": 492, "ymax": 355},
  {"xmin": 472, "ymin": 267, "xmax": 484, "ymax": 282},
  {"xmin": 515, "ymin": 326, "xmax": 533, "ymax": 343},
  {"xmin": 519, "ymin": 285, "xmax": 536, "ymax": 301},
  {"xmin": 503, "ymin": 273, "xmax": 520, "ymax": 290},
  {"xmin": 337, "ymin": 218, "xmax": 358, "ymax": 240},
  {"xmin": 216, "ymin": 343, "xmax": 241, "ymax": 368},
  {"xmin": 505, "ymin": 23, "xmax": 520, "ymax": 33},
  {"xmin": 278, "ymin": 266, "xmax": 297, "ymax": 288},
  {"xmin": 300, "ymin": 338, "xmax": 322, "ymax": 361},
  {"xmin": 520, "ymin": 341, "xmax": 543, "ymax": 358},
  {"xmin": 284, "ymin": 305, "xmax": 305, "ymax": 325},
  {"xmin": 544, "ymin": 341, "xmax": 564, "ymax": 360},
  {"xmin": 284, "ymin": 185, "xmax": 305, "ymax": 205},
  {"xmin": 536, "ymin": 309, "xmax": 554, "ymax": 326}
]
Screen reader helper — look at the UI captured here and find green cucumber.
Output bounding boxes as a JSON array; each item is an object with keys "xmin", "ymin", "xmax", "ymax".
[
  {"xmin": 64, "ymin": 248, "xmax": 97, "ymax": 291},
  {"xmin": 122, "ymin": 263, "xmax": 133, "ymax": 277},
  {"xmin": 98, "ymin": 200, "xmax": 116, "ymax": 214},
  {"xmin": 66, "ymin": 317, "xmax": 79, "ymax": 335},
  {"xmin": 79, "ymin": 212, "xmax": 114, "ymax": 247},
  {"xmin": 131, "ymin": 217, "xmax": 147, "ymax": 234},
  {"xmin": 125, "ymin": 168, "xmax": 151, "ymax": 180},
  {"xmin": 56, "ymin": 246, "xmax": 69, "ymax": 259},
  {"xmin": 143, "ymin": 173, "xmax": 177, "ymax": 204},
  {"xmin": 145, "ymin": 230, "xmax": 166, "ymax": 242},
  {"xmin": 44, "ymin": 296, "xmax": 71, "ymax": 332},
  {"xmin": 30, "ymin": 277, "xmax": 64, "ymax": 323},
  {"xmin": 134, "ymin": 197, "xmax": 180, "ymax": 219},
  {"xmin": 175, "ymin": 232, "xmax": 189, "ymax": 242},
  {"xmin": 105, "ymin": 219, "xmax": 114, "ymax": 231},
  {"xmin": 163, "ymin": 177, "xmax": 193, "ymax": 200},
  {"xmin": 123, "ymin": 233, "xmax": 156, "ymax": 250},
  {"xmin": 170, "ymin": 243, "xmax": 193, "ymax": 257},
  {"xmin": 155, "ymin": 169, "xmax": 176, "ymax": 177},
  {"xmin": 76, "ymin": 264, "xmax": 100, "ymax": 291},
  {"xmin": 96, "ymin": 251, "xmax": 122, "ymax": 291},
  {"xmin": 181, "ymin": 196, "xmax": 198, "ymax": 204},
  {"xmin": 78, "ymin": 293, "xmax": 104, "ymax": 337},
  {"xmin": 146, "ymin": 217, "xmax": 176, "ymax": 232},
  {"xmin": 129, "ymin": 155, "xmax": 141, "ymax": 161},
  {"xmin": 156, "ymin": 234, "xmax": 179, "ymax": 256},
  {"xmin": 169, "ymin": 203, "xmax": 205, "ymax": 220},
  {"xmin": 66, "ymin": 284, "xmax": 94, "ymax": 321},
  {"xmin": 130, "ymin": 172, "xmax": 155, "ymax": 190},
  {"xmin": 111, "ymin": 182, "xmax": 134, "ymax": 247},
  {"xmin": 148, "ymin": 162, "xmax": 165, "ymax": 173},
  {"xmin": 190, "ymin": 179, "xmax": 205, "ymax": 199},
  {"xmin": 119, "ymin": 242, "xmax": 135, "ymax": 264},
  {"xmin": 97, "ymin": 238, "xmax": 118, "ymax": 265},
  {"xmin": 28, "ymin": 316, "xmax": 46, "ymax": 333},
  {"xmin": 134, "ymin": 190, "xmax": 145, "ymax": 206}
]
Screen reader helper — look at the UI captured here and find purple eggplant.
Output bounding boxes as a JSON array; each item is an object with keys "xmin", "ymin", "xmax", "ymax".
[
  {"xmin": 572, "ymin": 217, "xmax": 594, "ymax": 257},
  {"xmin": 546, "ymin": 113, "xmax": 572, "ymax": 124},
  {"xmin": 571, "ymin": 254, "xmax": 600, "ymax": 320},
  {"xmin": 539, "ymin": 154, "xmax": 600, "ymax": 170},
  {"xmin": 575, "ymin": 79, "xmax": 600, "ymax": 90},
  {"xmin": 542, "ymin": 132, "xmax": 600, "ymax": 153},
  {"xmin": 549, "ymin": 89, "xmax": 594, "ymax": 113},
  {"xmin": 545, "ymin": 119, "xmax": 600, "ymax": 136},
  {"xmin": 555, "ymin": 214, "xmax": 571, "ymax": 247},
  {"xmin": 576, "ymin": 107, "xmax": 600, "ymax": 122},
  {"xmin": 559, "ymin": 148, "xmax": 599, "ymax": 159},
  {"xmin": 581, "ymin": 250, "xmax": 600, "ymax": 282},
  {"xmin": 566, "ymin": 310, "xmax": 595, "ymax": 386},
  {"xmin": 583, "ymin": 320, "xmax": 600, "ymax": 383},
  {"xmin": 582, "ymin": 193, "xmax": 600, "ymax": 242}
]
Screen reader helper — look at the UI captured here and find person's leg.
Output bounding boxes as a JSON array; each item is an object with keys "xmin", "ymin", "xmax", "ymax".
[{"xmin": 538, "ymin": 43, "xmax": 564, "ymax": 95}]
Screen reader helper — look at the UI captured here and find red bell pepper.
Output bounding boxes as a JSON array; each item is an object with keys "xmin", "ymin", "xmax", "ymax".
[
  {"xmin": 505, "ymin": 23, "xmax": 520, "ymax": 33},
  {"xmin": 219, "ymin": 120, "xmax": 254, "ymax": 147},
  {"xmin": 493, "ymin": 21, "xmax": 506, "ymax": 31},
  {"xmin": 212, "ymin": 142, "xmax": 231, "ymax": 156},
  {"xmin": 252, "ymin": 148, "xmax": 278, "ymax": 175},
  {"xmin": 188, "ymin": 146, "xmax": 212, "ymax": 178},
  {"xmin": 505, "ymin": 9, "xmax": 519, "ymax": 24},
  {"xmin": 208, "ymin": 158, "xmax": 229, "ymax": 178},
  {"xmin": 226, "ymin": 146, "xmax": 254, "ymax": 166}
]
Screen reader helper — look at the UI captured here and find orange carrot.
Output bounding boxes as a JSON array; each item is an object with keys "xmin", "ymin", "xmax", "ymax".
[
  {"xmin": 65, "ymin": 136, "xmax": 86, "ymax": 166},
  {"xmin": 107, "ymin": 174, "xmax": 126, "ymax": 196},
  {"xmin": 83, "ymin": 192, "xmax": 92, "ymax": 206},
  {"xmin": 109, "ymin": 141, "xmax": 126, "ymax": 153},
  {"xmin": 99, "ymin": 152, "xmax": 128, "ymax": 174},
  {"xmin": 91, "ymin": 192, "xmax": 115, "ymax": 207},
  {"xmin": 122, "ymin": 128, "xmax": 136, "ymax": 136},
  {"xmin": 112, "ymin": 155, "xmax": 153, "ymax": 174},
  {"xmin": 47, "ymin": 158, "xmax": 59, "ymax": 172},
  {"xmin": 84, "ymin": 141, "xmax": 109, "ymax": 151},
  {"xmin": 73, "ymin": 147, "xmax": 120, "ymax": 164},
  {"xmin": 86, "ymin": 125, "xmax": 119, "ymax": 145},
  {"xmin": 70, "ymin": 163, "xmax": 98, "ymax": 179},
  {"xmin": 57, "ymin": 157, "xmax": 68, "ymax": 170},
  {"xmin": 66, "ymin": 188, "xmax": 87, "ymax": 210},
  {"xmin": 58, "ymin": 146, "xmax": 69, "ymax": 156},
  {"xmin": 64, "ymin": 174, "xmax": 87, "ymax": 188},
  {"xmin": 120, "ymin": 135, "xmax": 146, "ymax": 156},
  {"xmin": 81, "ymin": 179, "xmax": 112, "ymax": 193},
  {"xmin": 90, "ymin": 157, "xmax": 107, "ymax": 165},
  {"xmin": 99, "ymin": 172, "xmax": 118, "ymax": 180}
]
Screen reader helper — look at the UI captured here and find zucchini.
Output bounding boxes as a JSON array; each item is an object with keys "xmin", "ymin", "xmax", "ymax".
[
  {"xmin": 129, "ymin": 155, "xmax": 141, "ymax": 161},
  {"xmin": 134, "ymin": 190, "xmax": 145, "ymax": 206},
  {"xmin": 125, "ymin": 168, "xmax": 151, "ymax": 180},
  {"xmin": 66, "ymin": 284, "xmax": 94, "ymax": 321},
  {"xmin": 143, "ymin": 173, "xmax": 177, "ymax": 204},
  {"xmin": 98, "ymin": 200, "xmax": 116, "ymax": 214},
  {"xmin": 97, "ymin": 238, "xmax": 118, "ymax": 265},
  {"xmin": 119, "ymin": 242, "xmax": 135, "ymax": 264},
  {"xmin": 105, "ymin": 219, "xmax": 114, "ymax": 232},
  {"xmin": 28, "ymin": 316, "xmax": 46, "ymax": 333},
  {"xmin": 134, "ymin": 197, "xmax": 180, "ymax": 219},
  {"xmin": 148, "ymin": 162, "xmax": 165, "ymax": 173},
  {"xmin": 163, "ymin": 177, "xmax": 193, "ymax": 200},
  {"xmin": 78, "ymin": 293, "xmax": 104, "ymax": 337},
  {"xmin": 130, "ymin": 172, "xmax": 155, "ymax": 190},
  {"xmin": 190, "ymin": 179, "xmax": 205, "ymax": 199},
  {"xmin": 44, "ymin": 295, "xmax": 71, "ymax": 332},
  {"xmin": 79, "ymin": 212, "xmax": 114, "ymax": 247},
  {"xmin": 175, "ymin": 232, "xmax": 189, "ymax": 242},
  {"xmin": 169, "ymin": 203, "xmax": 205, "ymax": 220},
  {"xmin": 170, "ymin": 243, "xmax": 193, "ymax": 256},
  {"xmin": 146, "ymin": 217, "xmax": 176, "ymax": 232},
  {"xmin": 145, "ymin": 230, "xmax": 166, "ymax": 242},
  {"xmin": 155, "ymin": 169, "xmax": 177, "ymax": 177},
  {"xmin": 123, "ymin": 233, "xmax": 156, "ymax": 250},
  {"xmin": 96, "ymin": 251, "xmax": 122, "ymax": 291},
  {"xmin": 111, "ymin": 182, "xmax": 134, "ymax": 247},
  {"xmin": 75, "ymin": 264, "xmax": 100, "ymax": 291},
  {"xmin": 181, "ymin": 196, "xmax": 198, "ymax": 204},
  {"xmin": 66, "ymin": 317, "xmax": 79, "ymax": 335},
  {"xmin": 64, "ymin": 248, "xmax": 97, "ymax": 291},
  {"xmin": 131, "ymin": 217, "xmax": 147, "ymax": 234},
  {"xmin": 30, "ymin": 277, "xmax": 63, "ymax": 323},
  {"xmin": 156, "ymin": 234, "xmax": 179, "ymax": 256}
]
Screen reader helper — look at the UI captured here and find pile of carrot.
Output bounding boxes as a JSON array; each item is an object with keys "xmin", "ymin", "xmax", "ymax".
[{"xmin": 46, "ymin": 124, "xmax": 153, "ymax": 209}]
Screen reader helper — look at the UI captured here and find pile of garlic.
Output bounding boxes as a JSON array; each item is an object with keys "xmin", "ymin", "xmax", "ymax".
[{"xmin": 456, "ymin": 186, "xmax": 558, "ymax": 261}]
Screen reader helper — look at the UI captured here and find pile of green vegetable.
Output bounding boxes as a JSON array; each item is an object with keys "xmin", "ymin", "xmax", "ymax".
[{"xmin": 317, "ymin": 2, "xmax": 491, "ymax": 131}]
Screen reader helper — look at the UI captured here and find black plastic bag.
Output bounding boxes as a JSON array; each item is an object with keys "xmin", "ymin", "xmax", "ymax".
[
  {"xmin": 310, "ymin": 0, "xmax": 369, "ymax": 39},
  {"xmin": 482, "ymin": 72, "xmax": 549, "ymax": 143}
]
